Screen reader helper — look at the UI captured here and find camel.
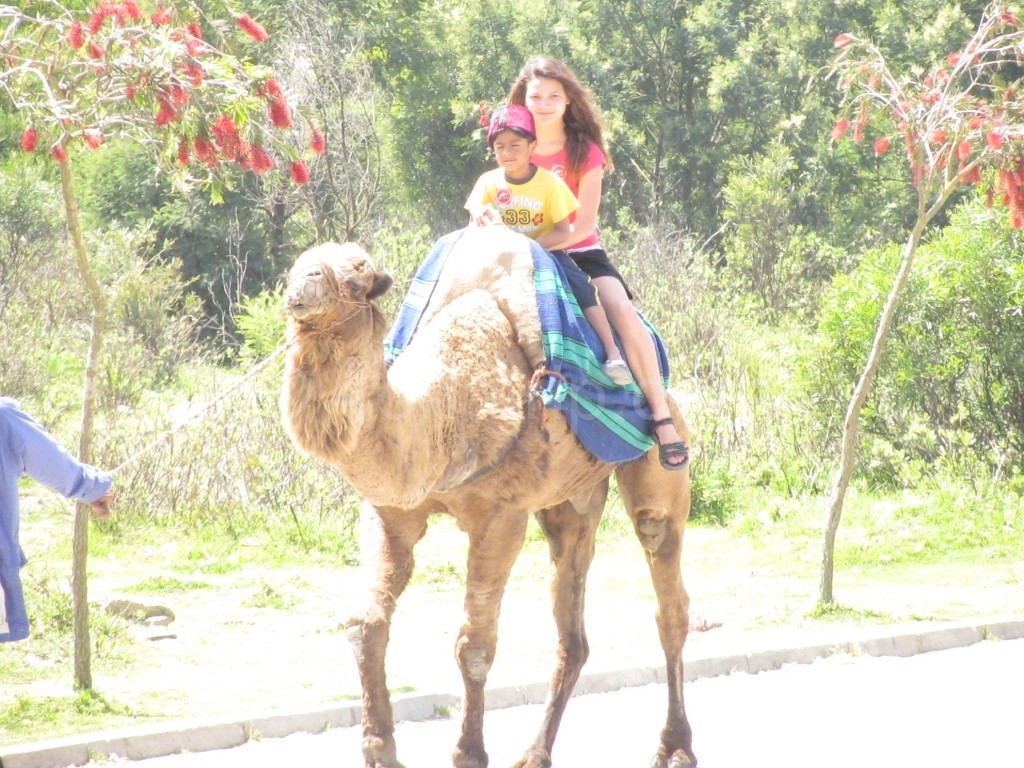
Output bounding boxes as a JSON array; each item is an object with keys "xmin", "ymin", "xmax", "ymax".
[{"xmin": 280, "ymin": 227, "xmax": 696, "ymax": 768}]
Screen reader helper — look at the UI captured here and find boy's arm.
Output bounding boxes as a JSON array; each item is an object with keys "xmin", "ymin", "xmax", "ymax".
[
  {"xmin": 539, "ymin": 171, "xmax": 581, "ymax": 250},
  {"xmin": 465, "ymin": 174, "xmax": 503, "ymax": 227},
  {"xmin": 535, "ymin": 216, "xmax": 573, "ymax": 250}
]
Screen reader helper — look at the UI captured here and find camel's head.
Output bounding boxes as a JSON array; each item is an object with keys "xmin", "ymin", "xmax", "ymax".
[{"xmin": 285, "ymin": 242, "xmax": 394, "ymax": 323}]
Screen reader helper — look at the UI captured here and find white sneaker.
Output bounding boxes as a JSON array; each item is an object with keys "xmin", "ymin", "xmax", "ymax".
[{"xmin": 603, "ymin": 359, "xmax": 633, "ymax": 386}]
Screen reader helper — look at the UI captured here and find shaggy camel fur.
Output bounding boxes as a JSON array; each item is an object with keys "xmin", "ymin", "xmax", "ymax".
[{"xmin": 281, "ymin": 228, "xmax": 696, "ymax": 768}]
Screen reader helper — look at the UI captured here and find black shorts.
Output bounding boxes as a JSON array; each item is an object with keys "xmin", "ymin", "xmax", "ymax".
[
  {"xmin": 549, "ymin": 250, "xmax": 599, "ymax": 310},
  {"xmin": 568, "ymin": 247, "xmax": 634, "ymax": 300}
]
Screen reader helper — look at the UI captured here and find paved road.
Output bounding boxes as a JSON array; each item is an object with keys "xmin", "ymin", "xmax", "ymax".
[{"xmin": 105, "ymin": 638, "xmax": 1023, "ymax": 768}]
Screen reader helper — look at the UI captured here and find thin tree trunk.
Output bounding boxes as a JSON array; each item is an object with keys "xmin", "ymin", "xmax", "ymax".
[
  {"xmin": 818, "ymin": 217, "xmax": 927, "ymax": 605},
  {"xmin": 59, "ymin": 156, "xmax": 107, "ymax": 690}
]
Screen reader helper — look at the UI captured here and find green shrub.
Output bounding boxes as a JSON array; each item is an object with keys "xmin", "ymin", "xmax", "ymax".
[
  {"xmin": 235, "ymin": 286, "xmax": 286, "ymax": 362},
  {"xmin": 799, "ymin": 197, "xmax": 1024, "ymax": 484}
]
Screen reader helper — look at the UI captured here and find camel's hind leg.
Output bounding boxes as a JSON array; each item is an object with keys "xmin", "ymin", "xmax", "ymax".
[
  {"xmin": 346, "ymin": 503, "xmax": 430, "ymax": 768},
  {"xmin": 513, "ymin": 479, "xmax": 607, "ymax": 768},
  {"xmin": 616, "ymin": 416, "xmax": 697, "ymax": 768},
  {"xmin": 451, "ymin": 507, "xmax": 530, "ymax": 768}
]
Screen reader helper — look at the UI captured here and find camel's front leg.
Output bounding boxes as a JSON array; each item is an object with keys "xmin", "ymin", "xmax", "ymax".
[
  {"xmin": 616, "ymin": 438, "xmax": 697, "ymax": 768},
  {"xmin": 513, "ymin": 480, "xmax": 606, "ymax": 768},
  {"xmin": 346, "ymin": 504, "xmax": 430, "ymax": 768},
  {"xmin": 451, "ymin": 509, "xmax": 529, "ymax": 768}
]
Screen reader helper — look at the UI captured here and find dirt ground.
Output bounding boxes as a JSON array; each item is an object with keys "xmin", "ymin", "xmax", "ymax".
[{"xmin": 3, "ymin": 513, "xmax": 1022, "ymax": 746}]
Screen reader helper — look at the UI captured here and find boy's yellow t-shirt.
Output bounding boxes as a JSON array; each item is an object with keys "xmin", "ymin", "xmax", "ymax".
[{"xmin": 465, "ymin": 166, "xmax": 580, "ymax": 240}]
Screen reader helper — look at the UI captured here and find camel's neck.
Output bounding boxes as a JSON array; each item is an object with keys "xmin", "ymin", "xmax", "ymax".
[{"xmin": 282, "ymin": 308, "xmax": 394, "ymax": 464}]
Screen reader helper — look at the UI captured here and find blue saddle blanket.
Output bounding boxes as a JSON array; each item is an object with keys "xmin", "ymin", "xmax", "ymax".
[{"xmin": 383, "ymin": 229, "xmax": 669, "ymax": 464}]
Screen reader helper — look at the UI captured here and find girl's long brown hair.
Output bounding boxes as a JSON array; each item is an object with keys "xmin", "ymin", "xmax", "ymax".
[{"xmin": 507, "ymin": 56, "xmax": 614, "ymax": 186}]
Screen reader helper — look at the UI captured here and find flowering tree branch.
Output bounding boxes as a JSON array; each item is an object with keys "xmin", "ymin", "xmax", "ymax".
[
  {"xmin": 820, "ymin": 2, "xmax": 1024, "ymax": 604},
  {"xmin": 0, "ymin": 0, "xmax": 325, "ymax": 690},
  {"xmin": 1, "ymin": 0, "xmax": 324, "ymax": 188}
]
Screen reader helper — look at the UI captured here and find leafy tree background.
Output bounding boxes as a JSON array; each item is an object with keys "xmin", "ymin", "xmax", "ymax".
[{"xmin": 2, "ymin": 0, "xmax": 1023, "ymax": 619}]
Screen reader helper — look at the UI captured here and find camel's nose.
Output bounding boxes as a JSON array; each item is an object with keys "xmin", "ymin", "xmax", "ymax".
[{"xmin": 285, "ymin": 268, "xmax": 325, "ymax": 314}]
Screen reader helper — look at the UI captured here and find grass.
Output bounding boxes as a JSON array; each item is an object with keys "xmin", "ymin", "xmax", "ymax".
[
  {"xmin": 0, "ymin": 692, "xmax": 137, "ymax": 743},
  {"xmin": 0, "ymin": 477, "xmax": 1020, "ymax": 747}
]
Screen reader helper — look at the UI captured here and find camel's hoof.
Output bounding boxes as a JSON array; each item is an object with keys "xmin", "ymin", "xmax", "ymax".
[
  {"xmin": 452, "ymin": 746, "xmax": 488, "ymax": 768},
  {"xmin": 512, "ymin": 749, "xmax": 552, "ymax": 768},
  {"xmin": 650, "ymin": 749, "xmax": 696, "ymax": 768}
]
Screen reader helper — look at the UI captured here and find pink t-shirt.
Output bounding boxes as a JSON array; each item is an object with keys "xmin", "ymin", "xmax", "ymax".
[{"xmin": 531, "ymin": 141, "xmax": 607, "ymax": 251}]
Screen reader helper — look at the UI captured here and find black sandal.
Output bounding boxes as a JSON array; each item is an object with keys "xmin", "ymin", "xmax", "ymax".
[{"xmin": 652, "ymin": 417, "xmax": 689, "ymax": 471}]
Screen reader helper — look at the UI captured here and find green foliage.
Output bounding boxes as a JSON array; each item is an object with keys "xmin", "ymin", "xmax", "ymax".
[
  {"xmin": 0, "ymin": 691, "xmax": 134, "ymax": 744},
  {"xmin": 123, "ymin": 576, "xmax": 215, "ymax": 594},
  {"xmin": 721, "ymin": 141, "xmax": 852, "ymax": 320},
  {"xmin": 830, "ymin": 476, "xmax": 1024, "ymax": 568},
  {"xmin": 11, "ymin": 570, "xmax": 134, "ymax": 667},
  {"xmin": 688, "ymin": 463, "xmax": 738, "ymax": 526},
  {"xmin": 365, "ymin": 223, "xmax": 437, "ymax": 318},
  {"xmin": 235, "ymin": 286, "xmax": 286, "ymax": 361},
  {"xmin": 243, "ymin": 582, "xmax": 291, "ymax": 609},
  {"xmin": 95, "ymin": 369, "xmax": 361, "ymax": 565},
  {"xmin": 800, "ymin": 196, "xmax": 1024, "ymax": 486}
]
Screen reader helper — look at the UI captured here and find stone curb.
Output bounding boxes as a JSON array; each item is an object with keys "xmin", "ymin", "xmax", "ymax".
[{"xmin": 3, "ymin": 618, "xmax": 1022, "ymax": 768}]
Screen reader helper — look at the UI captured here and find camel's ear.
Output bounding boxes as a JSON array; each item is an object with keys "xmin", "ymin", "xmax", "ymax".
[{"xmin": 366, "ymin": 272, "xmax": 393, "ymax": 300}]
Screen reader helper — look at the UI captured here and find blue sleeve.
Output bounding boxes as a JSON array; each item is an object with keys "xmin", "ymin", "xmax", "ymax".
[{"xmin": 0, "ymin": 398, "xmax": 112, "ymax": 504}]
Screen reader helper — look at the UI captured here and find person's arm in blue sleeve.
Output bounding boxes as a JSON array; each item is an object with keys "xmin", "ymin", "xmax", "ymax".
[{"xmin": 0, "ymin": 398, "xmax": 114, "ymax": 514}]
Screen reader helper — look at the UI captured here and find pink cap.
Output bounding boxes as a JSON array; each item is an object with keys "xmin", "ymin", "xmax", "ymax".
[{"xmin": 486, "ymin": 104, "xmax": 536, "ymax": 147}]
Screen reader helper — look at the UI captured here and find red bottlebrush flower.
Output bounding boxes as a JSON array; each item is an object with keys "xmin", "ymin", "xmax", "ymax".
[
  {"xmin": 124, "ymin": 0, "xmax": 141, "ymax": 20},
  {"xmin": 830, "ymin": 118, "xmax": 850, "ymax": 141},
  {"xmin": 21, "ymin": 128, "xmax": 38, "ymax": 152},
  {"xmin": 960, "ymin": 163, "xmax": 982, "ymax": 185},
  {"xmin": 212, "ymin": 115, "xmax": 238, "ymax": 138},
  {"xmin": 166, "ymin": 83, "xmax": 189, "ymax": 107},
  {"xmin": 235, "ymin": 142, "xmax": 252, "ymax": 169},
  {"xmin": 477, "ymin": 101, "xmax": 489, "ymax": 127},
  {"xmin": 987, "ymin": 130, "xmax": 1005, "ymax": 150},
  {"xmin": 50, "ymin": 145, "xmax": 68, "ymax": 163},
  {"xmin": 88, "ymin": 11, "xmax": 106, "ymax": 34},
  {"xmin": 290, "ymin": 160, "xmax": 310, "ymax": 184},
  {"xmin": 84, "ymin": 130, "xmax": 103, "ymax": 149},
  {"xmin": 212, "ymin": 115, "xmax": 240, "ymax": 159},
  {"xmin": 310, "ymin": 128, "xmax": 326, "ymax": 154},
  {"xmin": 1003, "ymin": 11, "xmax": 1019, "ymax": 25},
  {"xmin": 183, "ymin": 63, "xmax": 205, "ymax": 86},
  {"xmin": 152, "ymin": 5, "xmax": 173, "ymax": 26},
  {"xmin": 249, "ymin": 144, "xmax": 274, "ymax": 174},
  {"xmin": 87, "ymin": 42, "xmax": 105, "ymax": 61},
  {"xmin": 155, "ymin": 102, "xmax": 180, "ymax": 126},
  {"xmin": 873, "ymin": 136, "xmax": 890, "ymax": 156},
  {"xmin": 263, "ymin": 78, "xmax": 283, "ymax": 98},
  {"xmin": 929, "ymin": 129, "xmax": 947, "ymax": 144},
  {"xmin": 852, "ymin": 119, "xmax": 866, "ymax": 143},
  {"xmin": 968, "ymin": 114, "xmax": 984, "ymax": 130},
  {"xmin": 125, "ymin": 82, "xmax": 137, "ymax": 101},
  {"xmin": 947, "ymin": 52, "xmax": 961, "ymax": 67},
  {"xmin": 177, "ymin": 135, "xmax": 190, "ymax": 166},
  {"xmin": 236, "ymin": 13, "xmax": 269, "ymax": 43},
  {"xmin": 833, "ymin": 33, "xmax": 851, "ymax": 48},
  {"xmin": 269, "ymin": 99, "xmax": 292, "ymax": 128},
  {"xmin": 194, "ymin": 135, "xmax": 216, "ymax": 166},
  {"xmin": 68, "ymin": 20, "xmax": 85, "ymax": 49},
  {"xmin": 188, "ymin": 22, "xmax": 203, "ymax": 39},
  {"xmin": 957, "ymin": 141, "xmax": 972, "ymax": 160}
]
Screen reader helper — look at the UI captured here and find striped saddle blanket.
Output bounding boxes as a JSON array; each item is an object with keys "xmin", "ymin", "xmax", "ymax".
[{"xmin": 383, "ymin": 228, "xmax": 669, "ymax": 464}]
